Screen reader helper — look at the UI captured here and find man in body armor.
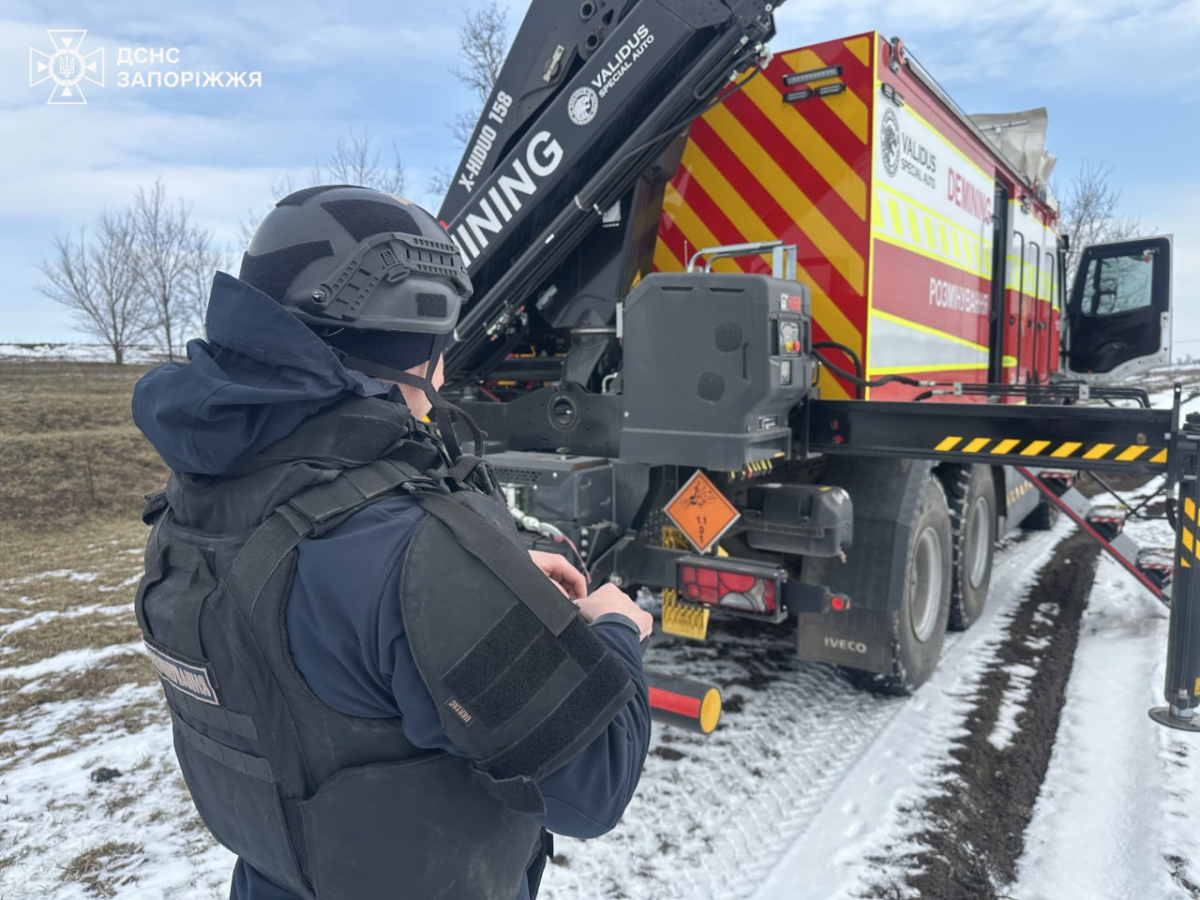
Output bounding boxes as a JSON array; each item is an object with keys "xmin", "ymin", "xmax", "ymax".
[{"xmin": 131, "ymin": 186, "xmax": 653, "ymax": 900}]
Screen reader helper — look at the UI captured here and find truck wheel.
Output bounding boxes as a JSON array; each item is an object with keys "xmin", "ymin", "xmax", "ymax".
[
  {"xmin": 853, "ymin": 477, "xmax": 953, "ymax": 695},
  {"xmin": 942, "ymin": 466, "xmax": 996, "ymax": 631}
]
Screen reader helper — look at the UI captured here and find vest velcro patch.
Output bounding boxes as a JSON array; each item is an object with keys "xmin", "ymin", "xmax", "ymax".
[{"xmin": 145, "ymin": 642, "xmax": 222, "ymax": 706}]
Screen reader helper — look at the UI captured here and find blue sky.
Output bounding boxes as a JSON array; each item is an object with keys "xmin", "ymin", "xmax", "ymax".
[{"xmin": 2, "ymin": 0, "xmax": 1198, "ymax": 347}]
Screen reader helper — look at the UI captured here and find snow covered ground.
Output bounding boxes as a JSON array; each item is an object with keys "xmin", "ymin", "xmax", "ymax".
[
  {"xmin": 3, "ymin": 440, "xmax": 1198, "ymax": 898},
  {"xmin": 1013, "ymin": 480, "xmax": 1200, "ymax": 900},
  {"xmin": 0, "ymin": 343, "xmax": 164, "ymax": 364}
]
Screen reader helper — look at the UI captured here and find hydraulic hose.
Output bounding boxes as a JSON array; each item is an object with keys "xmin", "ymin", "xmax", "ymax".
[{"xmin": 811, "ymin": 341, "xmax": 927, "ymax": 392}]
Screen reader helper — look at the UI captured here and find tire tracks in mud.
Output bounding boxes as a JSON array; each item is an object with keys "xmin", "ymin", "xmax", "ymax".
[{"xmin": 878, "ymin": 530, "xmax": 1102, "ymax": 899}]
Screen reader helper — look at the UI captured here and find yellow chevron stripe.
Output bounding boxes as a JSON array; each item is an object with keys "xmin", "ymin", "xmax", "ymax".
[
  {"xmin": 652, "ymin": 230, "xmax": 685, "ymax": 274},
  {"xmin": 671, "ymin": 139, "xmax": 864, "ymax": 361},
  {"xmin": 658, "ymin": 178, "xmax": 856, "ymax": 400},
  {"xmin": 1187, "ymin": 497, "xmax": 1197, "ymax": 522},
  {"xmin": 844, "ymin": 36, "xmax": 871, "ymax": 68},
  {"xmin": 1116, "ymin": 445, "xmax": 1150, "ymax": 462},
  {"xmin": 743, "ymin": 76, "xmax": 868, "ymax": 217},
  {"xmin": 707, "ymin": 103, "xmax": 865, "ymax": 293},
  {"xmin": 936, "ymin": 437, "xmax": 963, "ymax": 452},
  {"xmin": 1151, "ymin": 449, "xmax": 1168, "ymax": 465},
  {"xmin": 887, "ymin": 196, "xmax": 904, "ymax": 236},
  {"xmin": 1083, "ymin": 443, "xmax": 1115, "ymax": 460},
  {"xmin": 874, "ymin": 183, "xmax": 992, "ymax": 277},
  {"xmin": 1021, "ymin": 440, "xmax": 1052, "ymax": 456},
  {"xmin": 779, "ymin": 48, "xmax": 870, "ymax": 145},
  {"xmin": 1183, "ymin": 557, "xmax": 1191, "ymax": 569},
  {"xmin": 1051, "ymin": 442, "xmax": 1082, "ymax": 458},
  {"xmin": 1185, "ymin": 527, "xmax": 1194, "ymax": 554},
  {"xmin": 963, "ymin": 438, "xmax": 991, "ymax": 453},
  {"xmin": 992, "ymin": 439, "xmax": 1021, "ymax": 454},
  {"xmin": 872, "ymin": 193, "xmax": 885, "ymax": 229}
]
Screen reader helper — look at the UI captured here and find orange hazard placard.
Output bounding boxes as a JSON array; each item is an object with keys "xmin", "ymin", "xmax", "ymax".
[{"xmin": 664, "ymin": 470, "xmax": 741, "ymax": 554}]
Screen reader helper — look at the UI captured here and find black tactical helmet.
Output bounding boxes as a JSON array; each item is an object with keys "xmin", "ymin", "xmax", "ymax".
[{"xmin": 239, "ymin": 185, "xmax": 470, "ymax": 338}]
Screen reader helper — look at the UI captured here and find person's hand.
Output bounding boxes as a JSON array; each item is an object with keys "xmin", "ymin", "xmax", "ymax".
[
  {"xmin": 529, "ymin": 550, "xmax": 587, "ymax": 600},
  {"xmin": 573, "ymin": 584, "xmax": 654, "ymax": 642}
]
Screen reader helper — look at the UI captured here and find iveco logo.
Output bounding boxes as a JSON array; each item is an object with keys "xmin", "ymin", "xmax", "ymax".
[
  {"xmin": 568, "ymin": 87, "xmax": 598, "ymax": 125},
  {"xmin": 881, "ymin": 107, "xmax": 900, "ymax": 178},
  {"xmin": 824, "ymin": 637, "xmax": 868, "ymax": 654}
]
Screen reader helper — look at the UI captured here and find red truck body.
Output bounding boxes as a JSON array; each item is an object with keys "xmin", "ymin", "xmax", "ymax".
[{"xmin": 652, "ymin": 32, "xmax": 1061, "ymax": 402}]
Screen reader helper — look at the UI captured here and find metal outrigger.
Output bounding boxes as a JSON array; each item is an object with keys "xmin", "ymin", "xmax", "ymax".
[{"xmin": 805, "ymin": 386, "xmax": 1200, "ymax": 732}]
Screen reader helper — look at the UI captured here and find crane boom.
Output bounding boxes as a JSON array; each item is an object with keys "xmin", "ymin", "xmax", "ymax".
[{"xmin": 438, "ymin": 0, "xmax": 779, "ymax": 386}]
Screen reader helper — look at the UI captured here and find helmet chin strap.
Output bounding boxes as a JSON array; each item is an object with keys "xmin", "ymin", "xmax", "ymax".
[{"xmin": 336, "ymin": 333, "xmax": 483, "ymax": 462}]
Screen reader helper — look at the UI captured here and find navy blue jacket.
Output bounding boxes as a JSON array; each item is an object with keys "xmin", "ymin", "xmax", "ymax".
[{"xmin": 133, "ymin": 274, "xmax": 652, "ymax": 900}]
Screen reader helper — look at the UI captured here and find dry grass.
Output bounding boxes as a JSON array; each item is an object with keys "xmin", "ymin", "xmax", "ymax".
[
  {"xmin": 0, "ymin": 364, "xmax": 167, "ymax": 766},
  {"xmin": 1, "ymin": 611, "xmax": 144, "ymax": 668},
  {"xmin": 0, "ymin": 361, "xmax": 167, "ymax": 543},
  {"xmin": 58, "ymin": 840, "xmax": 142, "ymax": 898},
  {"xmin": 0, "ymin": 361, "xmax": 212, "ymax": 892},
  {"xmin": 0, "ymin": 650, "xmax": 157, "ymax": 720},
  {"xmin": 0, "ymin": 709, "xmax": 163, "ymax": 782}
]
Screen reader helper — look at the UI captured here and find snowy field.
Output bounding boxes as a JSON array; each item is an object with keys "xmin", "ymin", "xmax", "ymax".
[
  {"xmin": 3, "ymin": 358, "xmax": 1199, "ymax": 899},
  {"xmin": 3, "ymin": 509, "xmax": 1195, "ymax": 899},
  {"xmin": 0, "ymin": 343, "xmax": 164, "ymax": 364}
]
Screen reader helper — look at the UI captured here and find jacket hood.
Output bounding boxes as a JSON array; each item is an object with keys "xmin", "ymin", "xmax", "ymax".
[{"xmin": 133, "ymin": 271, "xmax": 396, "ymax": 476}]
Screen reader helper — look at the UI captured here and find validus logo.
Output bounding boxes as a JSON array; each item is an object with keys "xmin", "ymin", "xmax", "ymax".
[{"xmin": 30, "ymin": 30, "xmax": 105, "ymax": 105}]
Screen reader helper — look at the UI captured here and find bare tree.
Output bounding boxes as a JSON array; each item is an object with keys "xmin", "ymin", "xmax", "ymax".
[
  {"xmin": 426, "ymin": 165, "xmax": 455, "ymax": 199},
  {"xmin": 431, "ymin": 1, "xmax": 510, "ymax": 202},
  {"xmin": 239, "ymin": 127, "xmax": 407, "ymax": 246},
  {"xmin": 182, "ymin": 229, "xmax": 229, "ymax": 342},
  {"xmin": 1057, "ymin": 161, "xmax": 1143, "ymax": 289},
  {"xmin": 237, "ymin": 174, "xmax": 297, "ymax": 250},
  {"xmin": 453, "ymin": 0, "xmax": 509, "ymax": 108},
  {"xmin": 318, "ymin": 125, "xmax": 406, "ymax": 195},
  {"xmin": 39, "ymin": 210, "xmax": 152, "ymax": 364},
  {"xmin": 133, "ymin": 180, "xmax": 213, "ymax": 361}
]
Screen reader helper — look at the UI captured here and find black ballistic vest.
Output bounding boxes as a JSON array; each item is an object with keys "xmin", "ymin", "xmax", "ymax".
[{"xmin": 134, "ymin": 397, "xmax": 635, "ymax": 900}]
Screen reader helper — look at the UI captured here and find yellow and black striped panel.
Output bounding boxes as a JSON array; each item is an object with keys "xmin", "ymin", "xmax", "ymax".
[
  {"xmin": 934, "ymin": 436, "xmax": 1168, "ymax": 466},
  {"xmin": 1180, "ymin": 497, "xmax": 1198, "ymax": 570}
]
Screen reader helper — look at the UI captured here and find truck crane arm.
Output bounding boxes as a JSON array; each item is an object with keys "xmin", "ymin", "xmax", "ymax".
[{"xmin": 438, "ymin": 0, "xmax": 780, "ymax": 387}]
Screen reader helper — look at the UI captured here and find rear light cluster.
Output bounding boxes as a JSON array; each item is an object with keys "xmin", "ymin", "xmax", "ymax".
[{"xmin": 679, "ymin": 564, "xmax": 778, "ymax": 615}]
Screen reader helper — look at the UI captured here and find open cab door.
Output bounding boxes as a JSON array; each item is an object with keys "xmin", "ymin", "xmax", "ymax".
[{"xmin": 1064, "ymin": 236, "xmax": 1172, "ymax": 383}]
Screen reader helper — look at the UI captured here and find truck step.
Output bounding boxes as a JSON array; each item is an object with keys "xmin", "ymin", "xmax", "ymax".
[
  {"xmin": 1017, "ymin": 466, "xmax": 1170, "ymax": 605},
  {"xmin": 1137, "ymin": 548, "xmax": 1174, "ymax": 591},
  {"xmin": 1036, "ymin": 470, "xmax": 1077, "ymax": 496},
  {"xmin": 1085, "ymin": 504, "xmax": 1128, "ymax": 541}
]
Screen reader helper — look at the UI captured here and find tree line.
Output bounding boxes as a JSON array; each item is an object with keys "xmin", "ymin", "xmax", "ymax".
[
  {"xmin": 41, "ymin": 1, "xmax": 510, "ymax": 365},
  {"xmin": 39, "ymin": 181, "xmax": 220, "ymax": 364}
]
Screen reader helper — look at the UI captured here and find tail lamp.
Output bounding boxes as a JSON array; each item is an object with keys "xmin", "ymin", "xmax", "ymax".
[{"xmin": 677, "ymin": 558, "xmax": 785, "ymax": 619}]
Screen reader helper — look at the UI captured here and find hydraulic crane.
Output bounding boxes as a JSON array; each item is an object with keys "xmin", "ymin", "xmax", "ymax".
[{"xmin": 436, "ymin": 1, "xmax": 1200, "ymax": 733}]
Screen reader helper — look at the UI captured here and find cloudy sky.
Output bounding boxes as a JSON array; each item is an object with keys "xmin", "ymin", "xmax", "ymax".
[{"xmin": 2, "ymin": 0, "xmax": 1198, "ymax": 350}]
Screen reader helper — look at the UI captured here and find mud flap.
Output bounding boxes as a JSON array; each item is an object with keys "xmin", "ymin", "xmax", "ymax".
[
  {"xmin": 796, "ymin": 608, "xmax": 894, "ymax": 674},
  {"xmin": 798, "ymin": 457, "xmax": 935, "ymax": 680}
]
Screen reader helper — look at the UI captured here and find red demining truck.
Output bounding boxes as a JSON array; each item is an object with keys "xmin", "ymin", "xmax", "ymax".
[{"xmin": 436, "ymin": 0, "xmax": 1199, "ymax": 733}]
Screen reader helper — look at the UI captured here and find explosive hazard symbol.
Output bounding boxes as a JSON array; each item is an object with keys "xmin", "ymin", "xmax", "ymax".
[{"xmin": 664, "ymin": 470, "xmax": 741, "ymax": 555}]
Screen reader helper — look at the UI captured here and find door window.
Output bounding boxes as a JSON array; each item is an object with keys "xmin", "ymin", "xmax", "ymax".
[{"xmin": 1081, "ymin": 250, "xmax": 1156, "ymax": 316}]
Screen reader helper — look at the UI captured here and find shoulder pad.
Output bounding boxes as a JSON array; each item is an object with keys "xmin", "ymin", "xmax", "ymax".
[{"xmin": 400, "ymin": 493, "xmax": 635, "ymax": 815}]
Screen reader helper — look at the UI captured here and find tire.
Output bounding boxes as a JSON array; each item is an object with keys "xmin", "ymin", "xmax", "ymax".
[
  {"xmin": 851, "ymin": 477, "xmax": 954, "ymax": 695},
  {"xmin": 1021, "ymin": 497, "xmax": 1059, "ymax": 531},
  {"xmin": 942, "ymin": 466, "xmax": 997, "ymax": 631}
]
